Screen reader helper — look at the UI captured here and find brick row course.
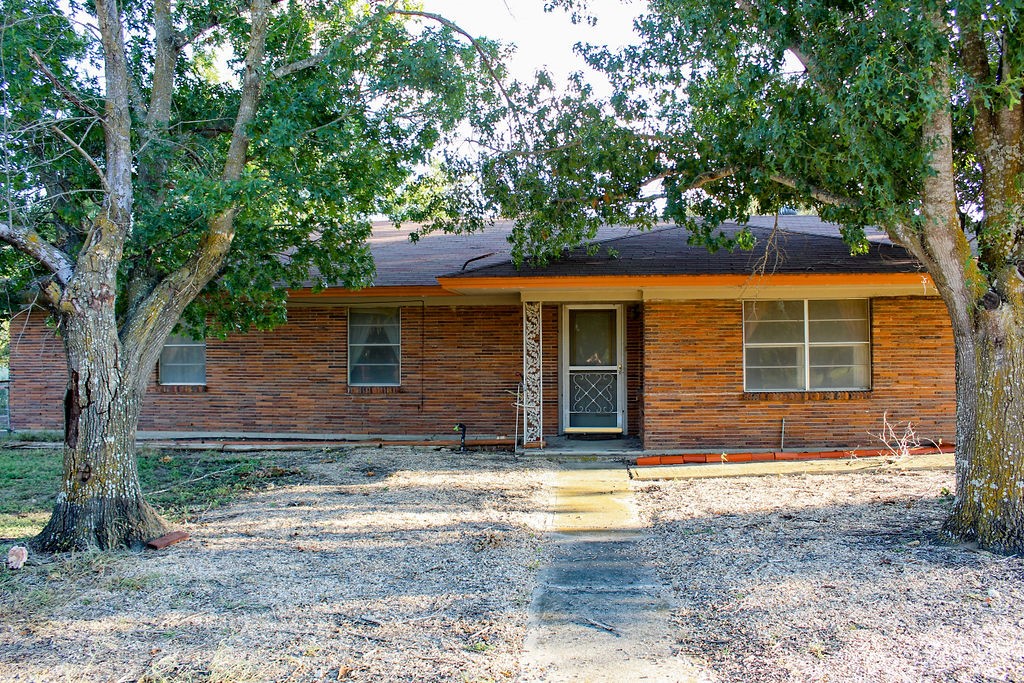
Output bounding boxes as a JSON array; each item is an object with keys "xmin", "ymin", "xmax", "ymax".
[
  {"xmin": 9, "ymin": 296, "xmax": 956, "ymax": 451},
  {"xmin": 640, "ymin": 297, "xmax": 955, "ymax": 450}
]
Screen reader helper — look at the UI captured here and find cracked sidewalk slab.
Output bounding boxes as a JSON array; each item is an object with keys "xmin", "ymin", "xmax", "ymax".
[{"xmin": 520, "ymin": 466, "xmax": 706, "ymax": 682}]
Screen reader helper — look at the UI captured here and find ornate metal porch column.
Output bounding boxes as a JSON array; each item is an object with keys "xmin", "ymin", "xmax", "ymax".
[{"xmin": 521, "ymin": 301, "xmax": 543, "ymax": 446}]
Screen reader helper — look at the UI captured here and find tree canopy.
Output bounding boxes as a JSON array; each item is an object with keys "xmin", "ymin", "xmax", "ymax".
[
  {"xmin": 1, "ymin": 0, "xmax": 503, "ymax": 336},
  {"xmin": 481, "ymin": 0, "xmax": 1019, "ymax": 265}
]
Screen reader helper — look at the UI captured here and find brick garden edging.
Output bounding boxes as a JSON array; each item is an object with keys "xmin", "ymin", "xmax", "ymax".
[{"xmin": 634, "ymin": 444, "xmax": 954, "ymax": 467}]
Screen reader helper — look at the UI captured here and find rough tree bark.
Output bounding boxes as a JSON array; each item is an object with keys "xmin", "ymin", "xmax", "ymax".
[
  {"xmin": 897, "ymin": 19, "xmax": 1024, "ymax": 553},
  {"xmin": 30, "ymin": 0, "xmax": 272, "ymax": 551},
  {"xmin": 35, "ymin": 311, "xmax": 168, "ymax": 550}
]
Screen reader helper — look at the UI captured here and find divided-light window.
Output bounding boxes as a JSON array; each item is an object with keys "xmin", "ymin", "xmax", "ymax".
[
  {"xmin": 743, "ymin": 299, "xmax": 871, "ymax": 392},
  {"xmin": 159, "ymin": 334, "xmax": 207, "ymax": 386},
  {"xmin": 348, "ymin": 308, "xmax": 401, "ymax": 386}
]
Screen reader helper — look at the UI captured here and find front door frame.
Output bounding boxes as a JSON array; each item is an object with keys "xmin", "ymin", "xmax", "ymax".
[{"xmin": 560, "ymin": 304, "xmax": 627, "ymax": 434}]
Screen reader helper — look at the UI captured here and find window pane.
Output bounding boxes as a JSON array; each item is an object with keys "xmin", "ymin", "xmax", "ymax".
[
  {"xmin": 809, "ymin": 319, "xmax": 869, "ymax": 343},
  {"xmin": 160, "ymin": 364, "xmax": 206, "ymax": 385},
  {"xmin": 569, "ymin": 310, "xmax": 616, "ymax": 366},
  {"xmin": 808, "ymin": 300, "xmax": 868, "ymax": 343},
  {"xmin": 349, "ymin": 344, "xmax": 400, "ymax": 366},
  {"xmin": 160, "ymin": 335, "xmax": 206, "ymax": 385},
  {"xmin": 744, "ymin": 301, "xmax": 805, "ymax": 343},
  {"xmin": 350, "ymin": 364, "xmax": 399, "ymax": 386},
  {"xmin": 810, "ymin": 364, "xmax": 871, "ymax": 390},
  {"xmin": 746, "ymin": 345, "xmax": 804, "ymax": 391},
  {"xmin": 745, "ymin": 346, "xmax": 803, "ymax": 369},
  {"xmin": 746, "ymin": 366, "xmax": 804, "ymax": 391},
  {"xmin": 744, "ymin": 320, "xmax": 805, "ymax": 344},
  {"xmin": 744, "ymin": 300, "xmax": 804, "ymax": 322},
  {"xmin": 349, "ymin": 308, "xmax": 400, "ymax": 386},
  {"xmin": 808, "ymin": 299, "xmax": 868, "ymax": 321},
  {"xmin": 160, "ymin": 346, "xmax": 204, "ymax": 365},
  {"xmin": 810, "ymin": 344, "xmax": 870, "ymax": 390},
  {"xmin": 809, "ymin": 345, "xmax": 870, "ymax": 367}
]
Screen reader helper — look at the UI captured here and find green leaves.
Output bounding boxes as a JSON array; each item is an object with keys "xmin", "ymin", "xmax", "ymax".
[
  {"xmin": 484, "ymin": 0, "xmax": 1019, "ymax": 265},
  {"xmin": 2, "ymin": 0, "xmax": 504, "ymax": 334}
]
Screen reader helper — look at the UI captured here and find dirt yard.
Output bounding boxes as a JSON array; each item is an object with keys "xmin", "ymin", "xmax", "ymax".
[
  {"xmin": 635, "ymin": 468, "xmax": 1024, "ymax": 682},
  {"xmin": 0, "ymin": 448, "xmax": 554, "ymax": 682},
  {"xmin": 1, "ymin": 448, "xmax": 1023, "ymax": 682}
]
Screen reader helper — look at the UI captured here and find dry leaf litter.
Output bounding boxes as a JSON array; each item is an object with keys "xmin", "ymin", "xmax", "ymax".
[
  {"xmin": 0, "ymin": 447, "xmax": 554, "ymax": 682},
  {"xmin": 634, "ymin": 467, "xmax": 1024, "ymax": 682},
  {"xmin": 3, "ymin": 449, "xmax": 1024, "ymax": 682}
]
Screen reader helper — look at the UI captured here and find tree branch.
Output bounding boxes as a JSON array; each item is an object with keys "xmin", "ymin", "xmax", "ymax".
[
  {"xmin": 960, "ymin": 22, "xmax": 994, "ymax": 154},
  {"xmin": 145, "ymin": 0, "xmax": 177, "ymax": 133},
  {"xmin": 270, "ymin": 2, "xmax": 398, "ymax": 79},
  {"xmin": 768, "ymin": 174, "xmax": 855, "ymax": 207},
  {"xmin": 734, "ymin": 0, "xmax": 821, "ymax": 83},
  {"xmin": 120, "ymin": 0, "xmax": 273, "ymax": 379},
  {"xmin": 93, "ymin": 0, "xmax": 134, "ymax": 224},
  {"xmin": 27, "ymin": 49, "xmax": 103, "ymax": 120},
  {"xmin": 388, "ymin": 9, "xmax": 516, "ymax": 115},
  {"xmin": 0, "ymin": 222, "xmax": 75, "ymax": 286},
  {"xmin": 48, "ymin": 125, "xmax": 111, "ymax": 193},
  {"xmin": 689, "ymin": 167, "xmax": 736, "ymax": 189}
]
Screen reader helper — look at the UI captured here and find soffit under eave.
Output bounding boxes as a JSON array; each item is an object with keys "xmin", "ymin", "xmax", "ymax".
[
  {"xmin": 441, "ymin": 279, "xmax": 941, "ymax": 302},
  {"xmin": 502, "ymin": 284, "xmax": 940, "ymax": 303}
]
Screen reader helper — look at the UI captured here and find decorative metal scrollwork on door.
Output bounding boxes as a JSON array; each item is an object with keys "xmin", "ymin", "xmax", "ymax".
[{"xmin": 570, "ymin": 372, "xmax": 617, "ymax": 414}]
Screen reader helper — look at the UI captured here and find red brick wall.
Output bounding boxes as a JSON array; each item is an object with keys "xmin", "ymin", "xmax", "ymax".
[
  {"xmin": 8, "ymin": 309, "xmax": 65, "ymax": 431},
  {"xmin": 10, "ymin": 305, "xmax": 529, "ymax": 437},
  {"xmin": 9, "ymin": 297, "xmax": 956, "ymax": 450},
  {"xmin": 640, "ymin": 297, "xmax": 956, "ymax": 450}
]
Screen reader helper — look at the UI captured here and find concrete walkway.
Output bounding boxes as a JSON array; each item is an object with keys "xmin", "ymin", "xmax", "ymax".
[{"xmin": 520, "ymin": 465, "xmax": 705, "ymax": 682}]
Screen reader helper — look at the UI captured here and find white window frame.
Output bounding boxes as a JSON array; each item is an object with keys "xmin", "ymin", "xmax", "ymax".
[
  {"xmin": 348, "ymin": 307, "xmax": 401, "ymax": 387},
  {"xmin": 742, "ymin": 299, "xmax": 871, "ymax": 392},
  {"xmin": 159, "ymin": 334, "xmax": 207, "ymax": 386}
]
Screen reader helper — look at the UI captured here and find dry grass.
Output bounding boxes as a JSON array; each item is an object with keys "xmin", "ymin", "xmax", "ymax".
[
  {"xmin": 634, "ymin": 467, "xmax": 1024, "ymax": 682},
  {"xmin": 2, "ymin": 449, "xmax": 1023, "ymax": 682},
  {"xmin": 0, "ymin": 447, "xmax": 553, "ymax": 682}
]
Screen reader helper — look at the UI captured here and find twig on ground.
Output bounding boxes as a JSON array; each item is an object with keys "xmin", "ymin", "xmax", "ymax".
[
  {"xmin": 582, "ymin": 617, "xmax": 620, "ymax": 636},
  {"xmin": 147, "ymin": 463, "xmax": 246, "ymax": 495}
]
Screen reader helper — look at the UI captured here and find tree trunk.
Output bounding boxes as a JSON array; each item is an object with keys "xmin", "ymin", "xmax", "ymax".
[
  {"xmin": 945, "ymin": 292, "xmax": 1024, "ymax": 553},
  {"xmin": 32, "ymin": 313, "xmax": 168, "ymax": 552}
]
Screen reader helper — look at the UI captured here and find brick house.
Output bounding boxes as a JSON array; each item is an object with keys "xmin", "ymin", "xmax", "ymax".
[{"xmin": 8, "ymin": 216, "xmax": 956, "ymax": 452}]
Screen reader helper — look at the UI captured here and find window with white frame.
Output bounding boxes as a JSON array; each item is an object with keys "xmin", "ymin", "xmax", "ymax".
[
  {"xmin": 743, "ymin": 299, "xmax": 871, "ymax": 391},
  {"xmin": 159, "ymin": 334, "xmax": 207, "ymax": 386},
  {"xmin": 348, "ymin": 308, "xmax": 401, "ymax": 386}
]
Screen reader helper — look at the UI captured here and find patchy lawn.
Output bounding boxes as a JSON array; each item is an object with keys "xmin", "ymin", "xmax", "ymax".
[
  {"xmin": 634, "ymin": 467, "xmax": 1024, "ymax": 682},
  {"xmin": 2, "ymin": 448, "xmax": 1022, "ymax": 682},
  {"xmin": 0, "ymin": 447, "xmax": 304, "ymax": 540},
  {"xmin": 0, "ymin": 447, "xmax": 551, "ymax": 682}
]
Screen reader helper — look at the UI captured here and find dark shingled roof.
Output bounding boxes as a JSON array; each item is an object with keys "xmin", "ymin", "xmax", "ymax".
[
  {"xmin": 445, "ymin": 220, "xmax": 921, "ymax": 280},
  {"xmin": 364, "ymin": 220, "xmax": 643, "ymax": 287},
  {"xmin": 349, "ymin": 216, "xmax": 918, "ymax": 288}
]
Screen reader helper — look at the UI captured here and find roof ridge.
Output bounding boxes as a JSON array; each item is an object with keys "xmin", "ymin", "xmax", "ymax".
[{"xmin": 587, "ymin": 222, "xmax": 680, "ymax": 248}]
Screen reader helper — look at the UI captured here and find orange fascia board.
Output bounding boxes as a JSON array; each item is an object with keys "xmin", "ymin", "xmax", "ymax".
[
  {"xmin": 436, "ymin": 272, "xmax": 935, "ymax": 291},
  {"xmin": 287, "ymin": 285, "xmax": 451, "ymax": 299}
]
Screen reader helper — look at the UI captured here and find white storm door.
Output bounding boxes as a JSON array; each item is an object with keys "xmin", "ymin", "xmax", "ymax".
[{"xmin": 562, "ymin": 305, "xmax": 625, "ymax": 433}]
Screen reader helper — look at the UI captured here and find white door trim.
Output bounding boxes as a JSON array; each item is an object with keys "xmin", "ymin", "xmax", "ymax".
[{"xmin": 560, "ymin": 304, "xmax": 627, "ymax": 434}]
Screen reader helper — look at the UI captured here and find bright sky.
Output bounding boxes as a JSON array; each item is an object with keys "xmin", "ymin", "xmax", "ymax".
[{"xmin": 423, "ymin": 0, "xmax": 646, "ymax": 86}]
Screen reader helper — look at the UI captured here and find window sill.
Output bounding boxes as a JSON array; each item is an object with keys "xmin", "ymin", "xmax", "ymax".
[
  {"xmin": 348, "ymin": 386, "xmax": 403, "ymax": 395},
  {"xmin": 744, "ymin": 390, "xmax": 871, "ymax": 402},
  {"xmin": 157, "ymin": 384, "xmax": 208, "ymax": 394}
]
